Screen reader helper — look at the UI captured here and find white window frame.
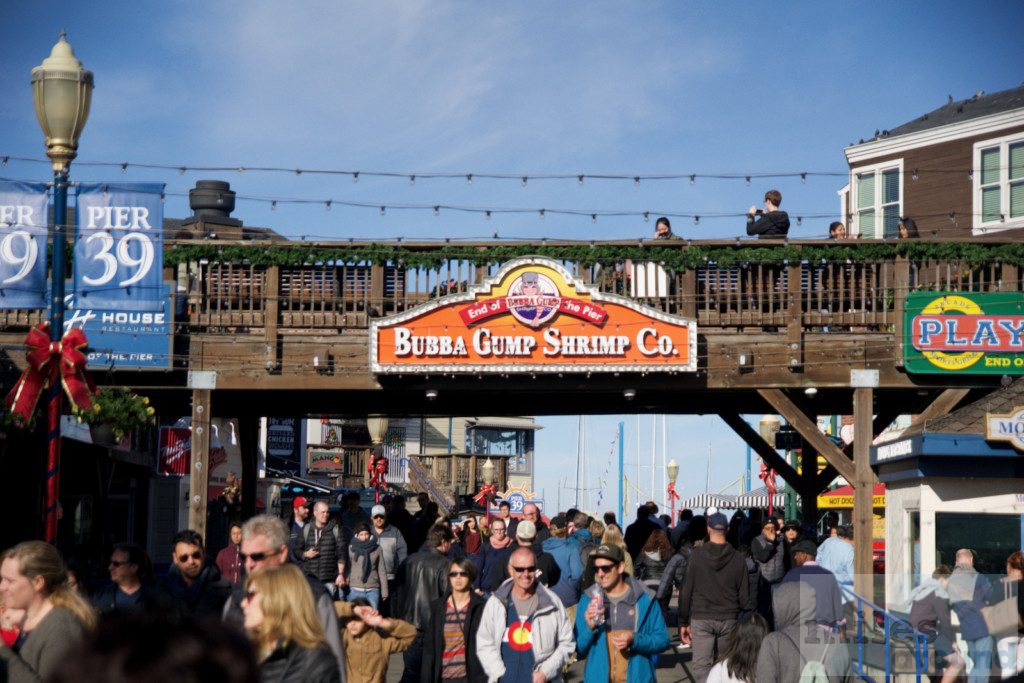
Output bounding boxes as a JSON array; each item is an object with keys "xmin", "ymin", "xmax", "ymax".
[
  {"xmin": 850, "ymin": 159, "xmax": 903, "ymax": 238},
  {"xmin": 973, "ymin": 131, "xmax": 1024, "ymax": 234}
]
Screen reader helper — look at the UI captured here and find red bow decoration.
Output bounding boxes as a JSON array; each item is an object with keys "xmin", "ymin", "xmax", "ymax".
[
  {"xmin": 667, "ymin": 482, "xmax": 680, "ymax": 502},
  {"xmin": 759, "ymin": 462, "xmax": 777, "ymax": 516},
  {"xmin": 4, "ymin": 323, "xmax": 96, "ymax": 423},
  {"xmin": 473, "ymin": 484, "xmax": 496, "ymax": 505}
]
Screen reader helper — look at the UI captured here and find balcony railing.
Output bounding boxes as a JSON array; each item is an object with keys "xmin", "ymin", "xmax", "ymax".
[{"xmin": 3, "ymin": 239, "xmax": 1021, "ymax": 336}]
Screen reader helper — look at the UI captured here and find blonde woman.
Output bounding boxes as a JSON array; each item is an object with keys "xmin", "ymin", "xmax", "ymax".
[
  {"xmin": 242, "ymin": 563, "xmax": 340, "ymax": 683},
  {"xmin": 601, "ymin": 525, "xmax": 635, "ymax": 576},
  {"xmin": 0, "ymin": 541, "xmax": 95, "ymax": 683}
]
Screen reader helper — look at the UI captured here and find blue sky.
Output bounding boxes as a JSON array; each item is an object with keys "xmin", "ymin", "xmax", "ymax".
[{"xmin": 3, "ymin": 1, "xmax": 1022, "ymax": 521}]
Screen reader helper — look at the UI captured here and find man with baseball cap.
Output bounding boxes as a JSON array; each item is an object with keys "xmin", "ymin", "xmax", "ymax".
[
  {"xmin": 490, "ymin": 519, "xmax": 561, "ymax": 591},
  {"xmin": 678, "ymin": 512, "xmax": 748, "ymax": 683},
  {"xmin": 576, "ymin": 543, "xmax": 670, "ymax": 683},
  {"xmin": 780, "ymin": 538, "xmax": 845, "ymax": 633},
  {"xmin": 371, "ymin": 502, "xmax": 407, "ymax": 616},
  {"xmin": 288, "ymin": 496, "xmax": 312, "ymax": 564}
]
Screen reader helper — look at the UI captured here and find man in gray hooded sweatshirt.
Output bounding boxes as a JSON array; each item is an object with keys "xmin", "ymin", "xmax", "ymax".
[{"xmin": 757, "ymin": 581, "xmax": 853, "ymax": 683}]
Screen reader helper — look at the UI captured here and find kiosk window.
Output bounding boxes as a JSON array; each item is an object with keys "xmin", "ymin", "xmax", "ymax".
[{"xmin": 935, "ymin": 513, "xmax": 1021, "ymax": 579}]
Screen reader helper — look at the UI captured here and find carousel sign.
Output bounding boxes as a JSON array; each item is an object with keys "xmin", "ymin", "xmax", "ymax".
[{"xmin": 371, "ymin": 257, "xmax": 696, "ymax": 374}]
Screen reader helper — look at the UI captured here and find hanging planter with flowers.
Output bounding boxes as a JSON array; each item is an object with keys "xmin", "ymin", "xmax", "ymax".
[{"xmin": 72, "ymin": 386, "xmax": 157, "ymax": 444}]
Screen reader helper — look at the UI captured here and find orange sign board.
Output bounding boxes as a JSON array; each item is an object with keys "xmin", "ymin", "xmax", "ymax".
[{"xmin": 371, "ymin": 257, "xmax": 696, "ymax": 373}]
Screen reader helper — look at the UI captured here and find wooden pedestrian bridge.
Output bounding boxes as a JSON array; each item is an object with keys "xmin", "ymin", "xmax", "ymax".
[{"xmin": 2, "ymin": 235, "xmax": 1018, "ymax": 599}]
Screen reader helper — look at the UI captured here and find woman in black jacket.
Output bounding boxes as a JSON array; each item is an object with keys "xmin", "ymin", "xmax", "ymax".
[
  {"xmin": 422, "ymin": 557, "xmax": 486, "ymax": 683},
  {"xmin": 242, "ymin": 564, "xmax": 339, "ymax": 683}
]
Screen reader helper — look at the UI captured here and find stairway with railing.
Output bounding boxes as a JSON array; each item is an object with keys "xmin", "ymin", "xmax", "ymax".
[{"xmin": 842, "ymin": 586, "xmax": 934, "ymax": 682}]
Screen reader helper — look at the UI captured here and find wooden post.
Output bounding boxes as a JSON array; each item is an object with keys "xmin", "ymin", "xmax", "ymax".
[
  {"xmin": 853, "ymin": 388, "xmax": 876, "ymax": 604},
  {"xmin": 799, "ymin": 440, "xmax": 819, "ymax": 529},
  {"xmin": 188, "ymin": 389, "xmax": 212, "ymax": 538},
  {"xmin": 264, "ymin": 265, "xmax": 280, "ymax": 371},
  {"xmin": 681, "ymin": 269, "xmax": 697, "ymax": 319},
  {"xmin": 893, "ymin": 257, "xmax": 909, "ymax": 366},
  {"xmin": 786, "ymin": 263, "xmax": 802, "ymax": 369}
]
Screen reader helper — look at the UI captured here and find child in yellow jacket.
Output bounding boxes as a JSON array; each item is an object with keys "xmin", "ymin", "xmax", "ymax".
[{"xmin": 335, "ymin": 598, "xmax": 417, "ymax": 683}]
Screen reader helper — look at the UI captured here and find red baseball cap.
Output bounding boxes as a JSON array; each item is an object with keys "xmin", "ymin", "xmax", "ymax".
[{"xmin": 293, "ymin": 496, "xmax": 311, "ymax": 508}]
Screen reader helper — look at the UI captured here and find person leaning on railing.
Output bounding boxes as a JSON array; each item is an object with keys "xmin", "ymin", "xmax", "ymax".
[{"xmin": 746, "ymin": 190, "xmax": 790, "ymax": 239}]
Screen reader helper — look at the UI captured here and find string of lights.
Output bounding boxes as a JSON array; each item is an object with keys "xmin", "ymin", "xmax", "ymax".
[
  {"xmin": 0, "ymin": 174, "xmax": 1015, "ymax": 235},
  {"xmin": 4, "ymin": 153, "xmax": 1007, "ymax": 185}
]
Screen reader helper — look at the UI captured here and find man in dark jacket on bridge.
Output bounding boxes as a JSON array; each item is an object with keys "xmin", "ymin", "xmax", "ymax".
[
  {"xmin": 746, "ymin": 189, "xmax": 790, "ymax": 239},
  {"xmin": 678, "ymin": 513, "xmax": 748, "ymax": 683},
  {"xmin": 394, "ymin": 523, "xmax": 454, "ymax": 683}
]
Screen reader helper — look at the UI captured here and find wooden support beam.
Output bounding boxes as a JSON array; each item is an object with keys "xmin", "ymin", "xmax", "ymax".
[
  {"xmin": 239, "ymin": 415, "xmax": 258, "ymax": 521},
  {"xmin": 719, "ymin": 413, "xmax": 799, "ymax": 484},
  {"xmin": 758, "ymin": 389, "xmax": 857, "ymax": 483},
  {"xmin": 188, "ymin": 389, "xmax": 211, "ymax": 538},
  {"xmin": 799, "ymin": 441, "xmax": 820, "ymax": 527},
  {"xmin": 853, "ymin": 388, "xmax": 876, "ymax": 602},
  {"xmin": 911, "ymin": 388, "xmax": 970, "ymax": 425}
]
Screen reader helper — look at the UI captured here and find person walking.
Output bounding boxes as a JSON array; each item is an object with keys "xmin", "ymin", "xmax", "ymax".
[
  {"xmin": 92, "ymin": 542, "xmax": 157, "ymax": 614},
  {"xmin": 575, "ymin": 543, "xmax": 670, "ymax": 683},
  {"xmin": 994, "ymin": 550, "xmax": 1024, "ymax": 678},
  {"xmin": 371, "ymin": 503, "xmax": 407, "ymax": 615},
  {"xmin": 294, "ymin": 500, "xmax": 349, "ymax": 599},
  {"xmin": 541, "ymin": 515, "xmax": 584, "ymax": 619},
  {"xmin": 756, "ymin": 581, "xmax": 852, "ymax": 682},
  {"xmin": 242, "ymin": 563, "xmax": 340, "ymax": 683},
  {"xmin": 949, "ymin": 548, "xmax": 994, "ymax": 682},
  {"xmin": 222, "ymin": 514, "xmax": 345, "ymax": 678},
  {"xmin": 476, "ymin": 547, "xmax": 575, "ymax": 683},
  {"xmin": 156, "ymin": 529, "xmax": 233, "ymax": 620},
  {"xmin": 706, "ymin": 613, "xmax": 768, "ymax": 683},
  {"xmin": 779, "ymin": 539, "xmax": 845, "ymax": 633},
  {"xmin": 347, "ymin": 521, "xmax": 388, "ymax": 610},
  {"xmin": 289, "ymin": 496, "xmax": 313, "ymax": 564},
  {"xmin": 749, "ymin": 518, "xmax": 786, "ymax": 622},
  {"xmin": 677, "ymin": 513, "xmax": 748, "ymax": 683},
  {"xmin": 336, "ymin": 598, "xmax": 417, "ymax": 683},
  {"xmin": 477, "ymin": 518, "xmax": 515, "ymax": 597},
  {"xmin": 908, "ymin": 565, "xmax": 964, "ymax": 683},
  {"xmin": 216, "ymin": 523, "xmax": 244, "ymax": 585},
  {"xmin": 422, "ymin": 557, "xmax": 487, "ymax": 683},
  {"xmin": 395, "ymin": 524, "xmax": 456, "ymax": 683},
  {"xmin": 0, "ymin": 541, "xmax": 96, "ymax": 683}
]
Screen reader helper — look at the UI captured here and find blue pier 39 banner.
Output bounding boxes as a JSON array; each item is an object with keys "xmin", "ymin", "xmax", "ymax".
[
  {"xmin": 74, "ymin": 182, "xmax": 165, "ymax": 311},
  {"xmin": 0, "ymin": 181, "xmax": 49, "ymax": 309}
]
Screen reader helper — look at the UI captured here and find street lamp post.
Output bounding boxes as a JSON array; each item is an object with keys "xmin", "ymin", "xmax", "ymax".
[
  {"xmin": 32, "ymin": 32, "xmax": 93, "ymax": 544},
  {"xmin": 366, "ymin": 415, "xmax": 389, "ymax": 502},
  {"xmin": 480, "ymin": 458, "xmax": 495, "ymax": 526},
  {"xmin": 758, "ymin": 415, "xmax": 781, "ymax": 517},
  {"xmin": 666, "ymin": 458, "xmax": 679, "ymax": 523}
]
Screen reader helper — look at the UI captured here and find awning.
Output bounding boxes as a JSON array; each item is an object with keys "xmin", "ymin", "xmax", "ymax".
[
  {"xmin": 734, "ymin": 486, "xmax": 788, "ymax": 509},
  {"xmin": 679, "ymin": 493, "xmax": 737, "ymax": 510},
  {"xmin": 817, "ymin": 482, "xmax": 885, "ymax": 509}
]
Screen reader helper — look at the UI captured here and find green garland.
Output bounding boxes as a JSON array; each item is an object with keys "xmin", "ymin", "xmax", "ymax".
[{"xmin": 157, "ymin": 241, "xmax": 1024, "ymax": 271}]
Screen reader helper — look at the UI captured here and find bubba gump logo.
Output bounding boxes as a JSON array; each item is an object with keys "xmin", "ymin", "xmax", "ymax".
[
  {"xmin": 911, "ymin": 294, "xmax": 1024, "ymax": 371},
  {"xmin": 370, "ymin": 257, "xmax": 696, "ymax": 373}
]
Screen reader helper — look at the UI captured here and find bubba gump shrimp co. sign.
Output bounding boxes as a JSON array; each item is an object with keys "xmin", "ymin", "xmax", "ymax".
[{"xmin": 370, "ymin": 257, "xmax": 696, "ymax": 374}]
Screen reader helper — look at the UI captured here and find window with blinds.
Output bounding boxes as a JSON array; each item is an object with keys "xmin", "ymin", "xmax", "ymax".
[
  {"xmin": 975, "ymin": 135, "xmax": 1024, "ymax": 231},
  {"xmin": 852, "ymin": 162, "xmax": 902, "ymax": 237}
]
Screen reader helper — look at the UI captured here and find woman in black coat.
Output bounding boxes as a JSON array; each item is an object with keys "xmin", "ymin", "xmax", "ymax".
[{"xmin": 422, "ymin": 557, "xmax": 487, "ymax": 683}]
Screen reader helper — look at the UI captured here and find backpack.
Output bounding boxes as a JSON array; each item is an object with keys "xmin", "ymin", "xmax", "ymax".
[
  {"xmin": 577, "ymin": 537, "xmax": 597, "ymax": 567},
  {"xmin": 783, "ymin": 632, "xmax": 830, "ymax": 682}
]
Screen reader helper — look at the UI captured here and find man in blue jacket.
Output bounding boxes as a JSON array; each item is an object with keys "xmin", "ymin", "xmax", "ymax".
[{"xmin": 575, "ymin": 544, "xmax": 670, "ymax": 683}]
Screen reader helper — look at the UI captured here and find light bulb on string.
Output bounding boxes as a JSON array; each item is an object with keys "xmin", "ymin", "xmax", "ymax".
[
  {"xmin": 643, "ymin": 212, "xmax": 649, "ymax": 222},
  {"xmin": 466, "ymin": 174, "xmax": 473, "ymax": 185},
  {"xmin": 694, "ymin": 216, "xmax": 700, "ymax": 225},
  {"xmin": 539, "ymin": 209, "xmax": 545, "ymax": 219},
  {"xmin": 745, "ymin": 176, "xmax": 751, "ymax": 186},
  {"xmin": 801, "ymin": 173, "xmax": 807, "ymax": 183},
  {"xmin": 353, "ymin": 172, "xmax": 359, "ymax": 183},
  {"xmin": 409, "ymin": 175, "xmax": 415, "ymax": 185},
  {"xmin": 434, "ymin": 206, "xmax": 440, "ymax": 216},
  {"xmin": 325, "ymin": 200, "xmax": 332, "ymax": 211},
  {"xmin": 591, "ymin": 214, "xmax": 597, "ymax": 223},
  {"xmin": 486, "ymin": 211, "xmax": 491, "ymax": 220},
  {"xmin": 271, "ymin": 201, "xmax": 276, "ymax": 210},
  {"xmin": 380, "ymin": 206, "xmax": 386, "ymax": 216},
  {"xmin": 578, "ymin": 175, "xmax": 584, "ymax": 185},
  {"xmin": 121, "ymin": 163, "xmax": 127, "ymax": 173},
  {"xmin": 690, "ymin": 175, "xmax": 696, "ymax": 185},
  {"xmin": 634, "ymin": 177, "xmax": 640, "ymax": 186},
  {"xmin": 522, "ymin": 177, "xmax": 528, "ymax": 187}
]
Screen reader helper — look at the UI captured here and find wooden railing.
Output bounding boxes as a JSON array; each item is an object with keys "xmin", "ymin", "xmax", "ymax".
[{"xmin": 2, "ymin": 240, "xmax": 1020, "ymax": 335}]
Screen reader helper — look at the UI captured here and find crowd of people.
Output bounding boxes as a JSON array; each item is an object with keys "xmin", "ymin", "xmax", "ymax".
[{"xmin": 1, "ymin": 496, "xmax": 1022, "ymax": 683}]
